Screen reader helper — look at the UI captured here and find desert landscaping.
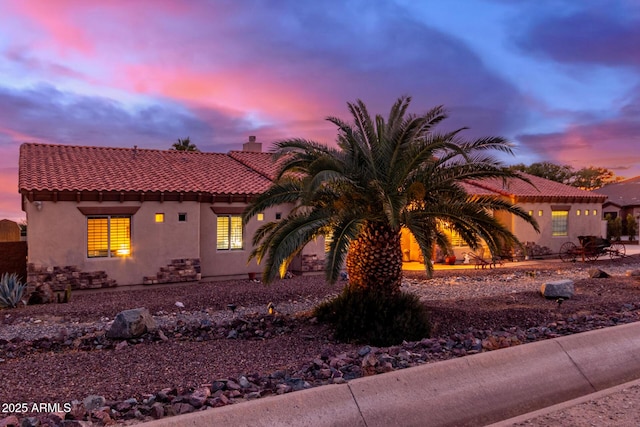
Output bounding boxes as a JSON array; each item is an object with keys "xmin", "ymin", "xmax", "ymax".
[{"xmin": 2, "ymin": 255, "xmax": 640, "ymax": 426}]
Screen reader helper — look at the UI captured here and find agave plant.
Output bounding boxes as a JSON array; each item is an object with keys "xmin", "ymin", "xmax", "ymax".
[{"xmin": 0, "ymin": 272, "xmax": 26, "ymax": 308}]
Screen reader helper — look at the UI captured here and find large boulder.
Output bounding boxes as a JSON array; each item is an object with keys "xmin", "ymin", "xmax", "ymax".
[
  {"xmin": 107, "ymin": 308, "xmax": 157, "ymax": 339},
  {"xmin": 540, "ymin": 280, "xmax": 575, "ymax": 299}
]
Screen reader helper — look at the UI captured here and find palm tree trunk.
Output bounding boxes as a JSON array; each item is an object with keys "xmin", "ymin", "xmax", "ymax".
[{"xmin": 345, "ymin": 221, "xmax": 403, "ymax": 295}]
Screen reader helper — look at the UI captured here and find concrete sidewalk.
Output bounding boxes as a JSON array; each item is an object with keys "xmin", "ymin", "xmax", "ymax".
[{"xmin": 139, "ymin": 321, "xmax": 640, "ymax": 427}]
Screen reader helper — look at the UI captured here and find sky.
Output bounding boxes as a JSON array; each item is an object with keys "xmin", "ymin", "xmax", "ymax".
[{"xmin": 1, "ymin": 0, "xmax": 639, "ymax": 221}]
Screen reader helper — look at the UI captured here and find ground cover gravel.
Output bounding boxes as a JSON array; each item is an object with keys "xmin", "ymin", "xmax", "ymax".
[{"xmin": 1, "ymin": 255, "xmax": 640, "ymax": 426}]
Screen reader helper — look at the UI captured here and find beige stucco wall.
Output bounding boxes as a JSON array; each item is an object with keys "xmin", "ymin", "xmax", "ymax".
[
  {"xmin": 25, "ymin": 199, "xmax": 200, "ymax": 285},
  {"xmin": 199, "ymin": 203, "xmax": 301, "ymax": 279},
  {"xmin": 399, "ymin": 201, "xmax": 605, "ymax": 262},
  {"xmin": 512, "ymin": 201, "xmax": 605, "ymax": 252}
]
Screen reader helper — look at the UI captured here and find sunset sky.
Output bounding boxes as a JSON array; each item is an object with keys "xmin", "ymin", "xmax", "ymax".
[{"xmin": 1, "ymin": 0, "xmax": 639, "ymax": 221}]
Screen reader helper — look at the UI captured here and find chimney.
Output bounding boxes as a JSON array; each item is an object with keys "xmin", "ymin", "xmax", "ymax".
[{"xmin": 242, "ymin": 135, "xmax": 262, "ymax": 152}]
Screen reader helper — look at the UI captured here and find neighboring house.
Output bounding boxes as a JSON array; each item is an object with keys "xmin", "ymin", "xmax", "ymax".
[
  {"xmin": 19, "ymin": 140, "xmax": 607, "ymax": 290},
  {"xmin": 595, "ymin": 176, "xmax": 640, "ymax": 238},
  {"xmin": 18, "ymin": 140, "xmax": 325, "ymax": 290},
  {"xmin": 402, "ymin": 173, "xmax": 607, "ymax": 262}
]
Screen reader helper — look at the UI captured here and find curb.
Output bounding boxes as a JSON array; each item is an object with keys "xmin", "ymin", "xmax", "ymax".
[
  {"xmin": 488, "ymin": 377, "xmax": 640, "ymax": 426},
  {"xmin": 139, "ymin": 322, "xmax": 640, "ymax": 427}
]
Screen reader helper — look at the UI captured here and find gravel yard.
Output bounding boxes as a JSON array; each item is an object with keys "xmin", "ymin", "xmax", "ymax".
[{"xmin": 1, "ymin": 255, "xmax": 640, "ymax": 426}]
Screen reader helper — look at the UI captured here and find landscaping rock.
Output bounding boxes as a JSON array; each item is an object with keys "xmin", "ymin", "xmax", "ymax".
[
  {"xmin": 588, "ymin": 268, "xmax": 610, "ymax": 278},
  {"xmin": 106, "ymin": 308, "xmax": 157, "ymax": 339},
  {"xmin": 540, "ymin": 279, "xmax": 575, "ymax": 299},
  {"xmin": 188, "ymin": 387, "xmax": 210, "ymax": 408},
  {"xmin": 27, "ymin": 283, "xmax": 54, "ymax": 305},
  {"xmin": 0, "ymin": 415, "xmax": 19, "ymax": 427},
  {"xmin": 82, "ymin": 395, "xmax": 106, "ymax": 412}
]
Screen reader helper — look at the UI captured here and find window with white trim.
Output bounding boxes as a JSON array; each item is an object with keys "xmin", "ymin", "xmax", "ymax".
[
  {"xmin": 87, "ymin": 215, "xmax": 131, "ymax": 257},
  {"xmin": 217, "ymin": 215, "xmax": 243, "ymax": 250}
]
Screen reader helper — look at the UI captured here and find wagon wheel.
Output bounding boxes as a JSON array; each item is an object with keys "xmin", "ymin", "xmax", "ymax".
[
  {"xmin": 559, "ymin": 242, "xmax": 577, "ymax": 262},
  {"xmin": 583, "ymin": 241, "xmax": 600, "ymax": 262},
  {"xmin": 609, "ymin": 241, "xmax": 626, "ymax": 260}
]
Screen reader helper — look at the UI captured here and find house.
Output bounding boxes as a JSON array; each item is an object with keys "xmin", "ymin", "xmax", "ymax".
[
  {"xmin": 402, "ymin": 173, "xmax": 607, "ymax": 262},
  {"xmin": 595, "ymin": 176, "xmax": 640, "ymax": 238},
  {"xmin": 18, "ymin": 139, "xmax": 326, "ymax": 291},
  {"xmin": 19, "ymin": 140, "xmax": 607, "ymax": 290}
]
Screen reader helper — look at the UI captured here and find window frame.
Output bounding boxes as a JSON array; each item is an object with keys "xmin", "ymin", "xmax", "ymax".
[
  {"xmin": 216, "ymin": 214, "xmax": 244, "ymax": 251},
  {"xmin": 87, "ymin": 214, "xmax": 132, "ymax": 258},
  {"xmin": 551, "ymin": 210, "xmax": 569, "ymax": 237}
]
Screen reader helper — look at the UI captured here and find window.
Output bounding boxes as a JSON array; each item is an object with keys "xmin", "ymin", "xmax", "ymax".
[
  {"xmin": 576, "ymin": 210, "xmax": 581, "ymax": 216},
  {"xmin": 450, "ymin": 230, "xmax": 466, "ymax": 247},
  {"xmin": 217, "ymin": 215, "xmax": 243, "ymax": 250},
  {"xmin": 87, "ymin": 216, "xmax": 131, "ymax": 257},
  {"xmin": 538, "ymin": 210, "xmax": 543, "ymax": 217},
  {"xmin": 275, "ymin": 212, "xmax": 282, "ymax": 220},
  {"xmin": 585, "ymin": 210, "xmax": 589, "ymax": 216},
  {"xmin": 257, "ymin": 213, "xmax": 264, "ymax": 221},
  {"xmin": 593, "ymin": 210, "xmax": 598, "ymax": 216},
  {"xmin": 178, "ymin": 213, "xmax": 187, "ymax": 222},
  {"xmin": 551, "ymin": 210, "xmax": 569, "ymax": 237},
  {"xmin": 155, "ymin": 213, "xmax": 164, "ymax": 223},
  {"xmin": 324, "ymin": 232, "xmax": 334, "ymax": 252}
]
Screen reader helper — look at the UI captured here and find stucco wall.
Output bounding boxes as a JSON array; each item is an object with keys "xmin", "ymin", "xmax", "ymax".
[
  {"xmin": 25, "ymin": 199, "xmax": 200, "ymax": 286},
  {"xmin": 513, "ymin": 201, "xmax": 605, "ymax": 252},
  {"xmin": 199, "ymin": 203, "xmax": 292, "ymax": 279}
]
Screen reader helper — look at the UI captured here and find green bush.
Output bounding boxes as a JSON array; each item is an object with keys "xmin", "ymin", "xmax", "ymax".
[
  {"xmin": 0, "ymin": 272, "xmax": 26, "ymax": 308},
  {"xmin": 626, "ymin": 214, "xmax": 638, "ymax": 241},
  {"xmin": 606, "ymin": 214, "xmax": 623, "ymax": 241},
  {"xmin": 314, "ymin": 287, "xmax": 431, "ymax": 346}
]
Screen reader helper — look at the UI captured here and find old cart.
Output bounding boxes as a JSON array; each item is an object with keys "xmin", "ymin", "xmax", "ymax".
[{"xmin": 558, "ymin": 235, "xmax": 626, "ymax": 262}]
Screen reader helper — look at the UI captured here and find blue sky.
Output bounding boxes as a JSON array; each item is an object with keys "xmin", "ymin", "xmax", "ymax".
[{"xmin": 0, "ymin": 0, "xmax": 638, "ymax": 220}]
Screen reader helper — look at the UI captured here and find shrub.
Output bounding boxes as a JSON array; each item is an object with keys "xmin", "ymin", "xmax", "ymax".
[
  {"xmin": 314, "ymin": 287, "xmax": 431, "ymax": 346},
  {"xmin": 0, "ymin": 272, "xmax": 26, "ymax": 308},
  {"xmin": 626, "ymin": 214, "xmax": 638, "ymax": 241},
  {"xmin": 606, "ymin": 214, "xmax": 623, "ymax": 241}
]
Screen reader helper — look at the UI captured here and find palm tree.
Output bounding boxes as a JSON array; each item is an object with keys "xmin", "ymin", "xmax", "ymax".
[
  {"xmin": 244, "ymin": 96, "xmax": 539, "ymax": 296},
  {"xmin": 171, "ymin": 137, "xmax": 199, "ymax": 152}
]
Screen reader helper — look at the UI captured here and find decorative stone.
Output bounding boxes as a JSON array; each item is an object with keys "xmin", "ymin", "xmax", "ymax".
[
  {"xmin": 107, "ymin": 308, "xmax": 157, "ymax": 339},
  {"xmin": 626, "ymin": 269, "xmax": 640, "ymax": 277},
  {"xmin": 188, "ymin": 387, "xmax": 210, "ymax": 408},
  {"xmin": 172, "ymin": 402, "xmax": 195, "ymax": 415},
  {"xmin": 149, "ymin": 402, "xmax": 165, "ymax": 419},
  {"xmin": 83, "ymin": 395, "xmax": 106, "ymax": 412},
  {"xmin": 588, "ymin": 268, "xmax": 610, "ymax": 278},
  {"xmin": 0, "ymin": 415, "xmax": 19, "ymax": 427},
  {"xmin": 27, "ymin": 283, "xmax": 54, "ymax": 305},
  {"xmin": 540, "ymin": 280, "xmax": 575, "ymax": 299}
]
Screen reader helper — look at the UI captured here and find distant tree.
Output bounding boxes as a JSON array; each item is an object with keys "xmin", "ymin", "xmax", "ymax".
[
  {"xmin": 509, "ymin": 163, "xmax": 623, "ymax": 190},
  {"xmin": 508, "ymin": 162, "xmax": 573, "ymax": 184},
  {"xmin": 571, "ymin": 166, "xmax": 623, "ymax": 190},
  {"xmin": 171, "ymin": 137, "xmax": 199, "ymax": 152}
]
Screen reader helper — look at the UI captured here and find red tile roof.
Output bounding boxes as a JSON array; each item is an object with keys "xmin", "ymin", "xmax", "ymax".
[
  {"xmin": 19, "ymin": 143, "xmax": 272, "ymax": 195},
  {"xmin": 228, "ymin": 150, "xmax": 282, "ymax": 180},
  {"xmin": 19, "ymin": 143, "xmax": 607, "ymax": 204},
  {"xmin": 465, "ymin": 173, "xmax": 607, "ymax": 202}
]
